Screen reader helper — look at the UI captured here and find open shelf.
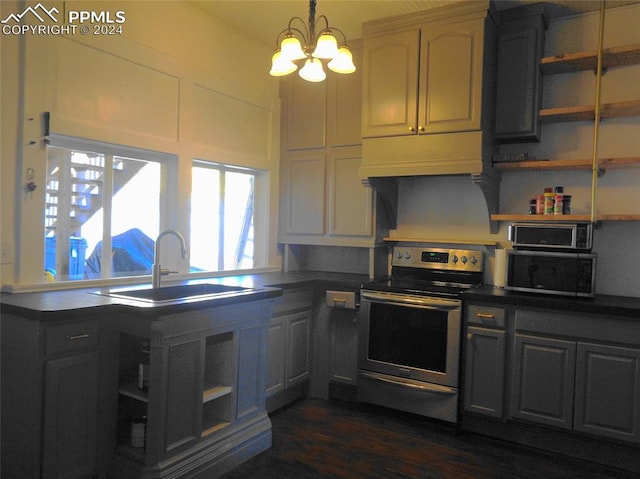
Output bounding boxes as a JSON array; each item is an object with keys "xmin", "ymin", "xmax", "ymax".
[
  {"xmin": 491, "ymin": 214, "xmax": 640, "ymax": 222},
  {"xmin": 539, "ymin": 100, "xmax": 640, "ymax": 123},
  {"xmin": 494, "ymin": 157, "xmax": 640, "ymax": 171},
  {"xmin": 541, "ymin": 44, "xmax": 640, "ymax": 74},
  {"xmin": 203, "ymin": 384, "xmax": 232, "ymax": 403},
  {"xmin": 119, "ymin": 373, "xmax": 149, "ymax": 403}
]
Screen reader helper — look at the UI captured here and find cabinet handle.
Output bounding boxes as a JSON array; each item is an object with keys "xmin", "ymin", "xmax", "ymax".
[
  {"xmin": 466, "ymin": 333, "xmax": 474, "ymax": 340},
  {"xmin": 418, "ymin": 126, "xmax": 425, "ymax": 132},
  {"xmin": 408, "ymin": 126, "xmax": 415, "ymax": 132},
  {"xmin": 476, "ymin": 313, "xmax": 495, "ymax": 319},
  {"xmin": 66, "ymin": 333, "xmax": 90, "ymax": 341}
]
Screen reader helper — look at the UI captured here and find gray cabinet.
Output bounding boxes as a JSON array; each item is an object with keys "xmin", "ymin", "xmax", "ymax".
[
  {"xmin": 110, "ymin": 300, "xmax": 272, "ymax": 478},
  {"xmin": 574, "ymin": 342, "xmax": 640, "ymax": 443},
  {"xmin": 43, "ymin": 351, "xmax": 99, "ymax": 479},
  {"xmin": 1, "ymin": 315, "xmax": 101, "ymax": 479},
  {"xmin": 463, "ymin": 304, "xmax": 506, "ymax": 418},
  {"xmin": 510, "ymin": 308, "xmax": 640, "ymax": 443},
  {"xmin": 495, "ymin": 4, "xmax": 547, "ymax": 142},
  {"xmin": 266, "ymin": 288, "xmax": 313, "ymax": 412},
  {"xmin": 511, "ymin": 334, "xmax": 576, "ymax": 429}
]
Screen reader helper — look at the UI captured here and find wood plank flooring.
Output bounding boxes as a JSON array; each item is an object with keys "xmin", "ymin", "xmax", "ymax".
[{"xmin": 221, "ymin": 399, "xmax": 638, "ymax": 479}]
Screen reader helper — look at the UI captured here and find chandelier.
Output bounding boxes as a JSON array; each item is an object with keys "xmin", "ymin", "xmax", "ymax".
[{"xmin": 269, "ymin": 0, "xmax": 356, "ymax": 82}]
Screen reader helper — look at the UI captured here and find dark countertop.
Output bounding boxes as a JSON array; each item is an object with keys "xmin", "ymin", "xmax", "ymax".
[
  {"xmin": 3, "ymin": 271, "xmax": 638, "ymax": 320},
  {"xmin": 463, "ymin": 285, "xmax": 640, "ymax": 319},
  {"xmin": 0, "ymin": 270, "xmax": 369, "ymax": 320}
]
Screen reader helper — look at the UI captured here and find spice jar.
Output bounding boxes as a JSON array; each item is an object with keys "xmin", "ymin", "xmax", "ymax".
[
  {"xmin": 562, "ymin": 195, "xmax": 572, "ymax": 215},
  {"xmin": 543, "ymin": 188, "xmax": 555, "ymax": 215}
]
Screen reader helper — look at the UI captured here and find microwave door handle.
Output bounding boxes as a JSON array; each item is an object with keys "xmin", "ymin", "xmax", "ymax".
[
  {"xmin": 360, "ymin": 372, "xmax": 457, "ymax": 395},
  {"xmin": 361, "ymin": 291, "xmax": 458, "ymax": 310}
]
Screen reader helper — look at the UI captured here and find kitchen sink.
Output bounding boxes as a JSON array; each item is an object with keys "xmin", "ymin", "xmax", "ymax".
[{"xmin": 94, "ymin": 283, "xmax": 252, "ymax": 304}]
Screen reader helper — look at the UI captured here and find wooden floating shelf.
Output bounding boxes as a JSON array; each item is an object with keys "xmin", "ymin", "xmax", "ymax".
[
  {"xmin": 491, "ymin": 214, "xmax": 640, "ymax": 222},
  {"xmin": 539, "ymin": 100, "xmax": 640, "ymax": 123},
  {"xmin": 494, "ymin": 157, "xmax": 640, "ymax": 171},
  {"xmin": 541, "ymin": 44, "xmax": 640, "ymax": 74}
]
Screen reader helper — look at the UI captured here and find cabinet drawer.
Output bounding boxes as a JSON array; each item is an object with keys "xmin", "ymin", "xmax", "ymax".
[
  {"xmin": 466, "ymin": 305, "xmax": 506, "ymax": 329},
  {"xmin": 46, "ymin": 320, "xmax": 99, "ymax": 356},
  {"xmin": 272, "ymin": 288, "xmax": 314, "ymax": 316}
]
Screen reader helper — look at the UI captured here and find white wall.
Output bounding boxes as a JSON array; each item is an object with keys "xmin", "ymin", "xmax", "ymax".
[
  {"xmin": 1, "ymin": 0, "xmax": 283, "ymax": 287},
  {"xmin": 389, "ymin": 4, "xmax": 640, "ymax": 297}
]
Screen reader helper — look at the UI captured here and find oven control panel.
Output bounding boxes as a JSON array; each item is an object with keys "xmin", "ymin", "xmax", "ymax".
[{"xmin": 392, "ymin": 247, "xmax": 484, "ymax": 272}]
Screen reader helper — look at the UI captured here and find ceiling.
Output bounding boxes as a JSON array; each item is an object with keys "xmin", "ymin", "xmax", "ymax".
[{"xmin": 188, "ymin": 0, "xmax": 640, "ymax": 48}]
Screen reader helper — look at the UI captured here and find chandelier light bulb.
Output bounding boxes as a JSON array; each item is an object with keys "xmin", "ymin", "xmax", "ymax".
[
  {"xmin": 280, "ymin": 34, "xmax": 306, "ymax": 61},
  {"xmin": 270, "ymin": 50, "xmax": 297, "ymax": 76},
  {"xmin": 299, "ymin": 57, "xmax": 326, "ymax": 82},
  {"xmin": 328, "ymin": 46, "xmax": 356, "ymax": 74},
  {"xmin": 312, "ymin": 31, "xmax": 339, "ymax": 59}
]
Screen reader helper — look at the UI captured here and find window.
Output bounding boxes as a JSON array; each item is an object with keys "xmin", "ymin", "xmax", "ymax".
[
  {"xmin": 190, "ymin": 161, "xmax": 255, "ymax": 272},
  {"xmin": 44, "ymin": 139, "xmax": 165, "ymax": 281}
]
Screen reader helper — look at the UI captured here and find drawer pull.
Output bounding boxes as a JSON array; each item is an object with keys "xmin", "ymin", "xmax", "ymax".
[
  {"xmin": 476, "ymin": 313, "xmax": 495, "ymax": 319},
  {"xmin": 66, "ymin": 333, "xmax": 90, "ymax": 341}
]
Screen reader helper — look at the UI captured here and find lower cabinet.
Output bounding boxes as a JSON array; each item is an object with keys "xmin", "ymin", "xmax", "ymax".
[
  {"xmin": 266, "ymin": 288, "xmax": 313, "ymax": 412},
  {"xmin": 510, "ymin": 334, "xmax": 576, "ymax": 429},
  {"xmin": 464, "ymin": 302, "xmax": 640, "ymax": 448},
  {"xmin": 1, "ymin": 315, "xmax": 102, "ymax": 479},
  {"xmin": 110, "ymin": 300, "xmax": 272, "ymax": 479},
  {"xmin": 463, "ymin": 304, "xmax": 507, "ymax": 418}
]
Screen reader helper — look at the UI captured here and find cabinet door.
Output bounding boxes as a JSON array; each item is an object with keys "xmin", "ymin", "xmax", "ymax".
[
  {"xmin": 286, "ymin": 311, "xmax": 311, "ymax": 388},
  {"xmin": 362, "ymin": 29, "xmax": 420, "ymax": 138},
  {"xmin": 511, "ymin": 334, "xmax": 576, "ymax": 429},
  {"xmin": 43, "ymin": 351, "xmax": 98, "ymax": 479},
  {"xmin": 495, "ymin": 25, "xmax": 544, "ymax": 142},
  {"xmin": 164, "ymin": 339, "xmax": 200, "ymax": 455},
  {"xmin": 237, "ymin": 324, "xmax": 265, "ymax": 421},
  {"xmin": 329, "ymin": 309, "xmax": 359, "ymax": 385},
  {"xmin": 282, "ymin": 150, "xmax": 326, "ymax": 235},
  {"xmin": 327, "ymin": 146, "xmax": 373, "ymax": 237},
  {"xmin": 266, "ymin": 316, "xmax": 286, "ymax": 397},
  {"xmin": 419, "ymin": 19, "xmax": 484, "ymax": 133},
  {"xmin": 574, "ymin": 342, "xmax": 640, "ymax": 443},
  {"xmin": 464, "ymin": 326, "xmax": 506, "ymax": 418},
  {"xmin": 327, "ymin": 41, "xmax": 362, "ymax": 147},
  {"xmin": 282, "ymin": 75, "xmax": 326, "ymax": 150}
]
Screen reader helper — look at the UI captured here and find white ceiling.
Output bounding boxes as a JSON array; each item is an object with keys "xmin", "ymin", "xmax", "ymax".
[{"xmin": 187, "ymin": 0, "xmax": 640, "ymax": 48}]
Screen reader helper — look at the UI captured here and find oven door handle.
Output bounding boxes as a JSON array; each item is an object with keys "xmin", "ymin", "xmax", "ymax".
[
  {"xmin": 360, "ymin": 371, "xmax": 457, "ymax": 395},
  {"xmin": 361, "ymin": 291, "xmax": 459, "ymax": 310}
]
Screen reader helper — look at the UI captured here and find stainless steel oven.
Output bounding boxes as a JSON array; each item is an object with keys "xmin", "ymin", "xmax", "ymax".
[{"xmin": 358, "ymin": 247, "xmax": 484, "ymax": 423}]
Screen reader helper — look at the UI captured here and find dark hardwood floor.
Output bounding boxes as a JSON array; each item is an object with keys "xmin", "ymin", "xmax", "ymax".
[{"xmin": 221, "ymin": 399, "xmax": 638, "ymax": 479}]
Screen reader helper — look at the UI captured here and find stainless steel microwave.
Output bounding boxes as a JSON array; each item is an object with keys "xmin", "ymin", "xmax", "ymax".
[
  {"xmin": 508, "ymin": 222, "xmax": 593, "ymax": 251},
  {"xmin": 505, "ymin": 250, "xmax": 596, "ymax": 297}
]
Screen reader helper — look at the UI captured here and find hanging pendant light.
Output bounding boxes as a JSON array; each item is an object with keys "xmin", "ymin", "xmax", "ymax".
[
  {"xmin": 269, "ymin": 0, "xmax": 355, "ymax": 82},
  {"xmin": 299, "ymin": 58, "xmax": 326, "ymax": 82}
]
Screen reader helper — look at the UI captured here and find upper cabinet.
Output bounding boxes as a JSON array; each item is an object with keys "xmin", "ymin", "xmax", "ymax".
[
  {"xmin": 362, "ymin": 19, "xmax": 485, "ymax": 139},
  {"xmin": 358, "ymin": 1, "xmax": 498, "ymax": 178},
  {"xmin": 494, "ymin": 4, "xmax": 547, "ymax": 143},
  {"xmin": 278, "ymin": 41, "xmax": 387, "ymax": 247}
]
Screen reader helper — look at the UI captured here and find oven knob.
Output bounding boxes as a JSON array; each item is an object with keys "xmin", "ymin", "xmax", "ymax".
[
  {"xmin": 451, "ymin": 255, "xmax": 458, "ymax": 263},
  {"xmin": 404, "ymin": 252, "xmax": 411, "ymax": 260},
  {"xmin": 396, "ymin": 251, "xmax": 403, "ymax": 259},
  {"xmin": 461, "ymin": 255, "xmax": 468, "ymax": 264},
  {"xmin": 470, "ymin": 255, "xmax": 478, "ymax": 265}
]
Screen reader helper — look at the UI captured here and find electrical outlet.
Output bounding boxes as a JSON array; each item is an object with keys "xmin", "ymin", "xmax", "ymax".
[{"xmin": 1, "ymin": 241, "xmax": 15, "ymax": 264}]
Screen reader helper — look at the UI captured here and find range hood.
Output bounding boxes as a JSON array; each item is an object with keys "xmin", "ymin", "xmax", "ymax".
[{"xmin": 359, "ymin": 131, "xmax": 501, "ymax": 234}]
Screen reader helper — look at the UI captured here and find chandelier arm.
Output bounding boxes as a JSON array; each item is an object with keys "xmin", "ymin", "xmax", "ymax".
[{"xmin": 316, "ymin": 14, "xmax": 330, "ymax": 33}]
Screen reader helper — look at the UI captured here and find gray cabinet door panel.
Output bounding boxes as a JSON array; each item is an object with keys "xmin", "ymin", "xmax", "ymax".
[
  {"xmin": 464, "ymin": 327, "xmax": 506, "ymax": 418},
  {"xmin": 511, "ymin": 334, "xmax": 576, "ymax": 429},
  {"xmin": 237, "ymin": 325, "xmax": 265, "ymax": 420},
  {"xmin": 574, "ymin": 342, "xmax": 640, "ymax": 443},
  {"xmin": 43, "ymin": 351, "xmax": 98, "ymax": 479}
]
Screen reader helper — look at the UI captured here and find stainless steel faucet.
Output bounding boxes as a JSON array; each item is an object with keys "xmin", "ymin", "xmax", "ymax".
[{"xmin": 152, "ymin": 229, "xmax": 188, "ymax": 288}]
